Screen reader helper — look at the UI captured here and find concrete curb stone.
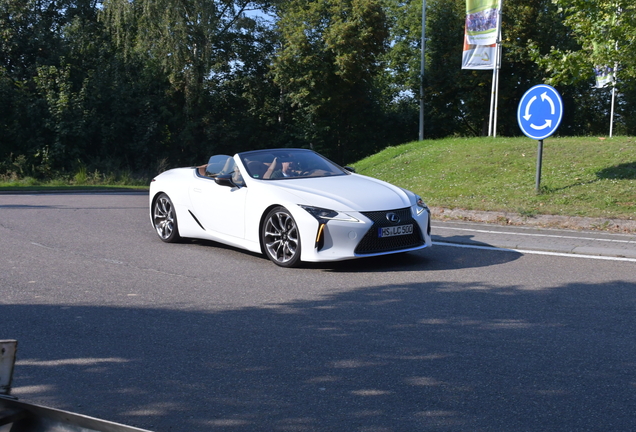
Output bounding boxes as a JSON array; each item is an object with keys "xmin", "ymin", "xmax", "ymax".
[{"xmin": 431, "ymin": 207, "xmax": 636, "ymax": 234}]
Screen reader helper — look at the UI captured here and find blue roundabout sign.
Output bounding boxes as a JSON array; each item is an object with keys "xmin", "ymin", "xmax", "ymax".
[{"xmin": 517, "ymin": 84, "xmax": 563, "ymax": 140}]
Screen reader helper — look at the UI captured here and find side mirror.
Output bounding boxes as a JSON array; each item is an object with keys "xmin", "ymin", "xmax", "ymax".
[
  {"xmin": 214, "ymin": 174, "xmax": 236, "ymax": 188},
  {"xmin": 344, "ymin": 166, "xmax": 356, "ymax": 173}
]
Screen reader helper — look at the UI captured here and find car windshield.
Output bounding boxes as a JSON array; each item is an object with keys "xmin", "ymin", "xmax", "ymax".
[{"xmin": 238, "ymin": 149, "xmax": 348, "ymax": 180}]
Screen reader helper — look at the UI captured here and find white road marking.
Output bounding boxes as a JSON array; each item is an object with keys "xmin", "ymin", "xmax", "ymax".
[
  {"xmin": 432, "ymin": 241, "xmax": 636, "ymax": 263},
  {"xmin": 432, "ymin": 225, "xmax": 636, "ymax": 245}
]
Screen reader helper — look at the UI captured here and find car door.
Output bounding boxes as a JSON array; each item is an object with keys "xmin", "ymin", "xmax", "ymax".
[{"xmin": 189, "ymin": 173, "xmax": 248, "ymax": 240}]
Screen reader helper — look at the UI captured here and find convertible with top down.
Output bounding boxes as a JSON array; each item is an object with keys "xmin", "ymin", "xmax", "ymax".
[{"xmin": 149, "ymin": 148, "xmax": 432, "ymax": 267}]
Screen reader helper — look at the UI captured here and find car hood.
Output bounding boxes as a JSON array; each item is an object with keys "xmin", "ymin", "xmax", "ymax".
[{"xmin": 262, "ymin": 174, "xmax": 413, "ymax": 212}]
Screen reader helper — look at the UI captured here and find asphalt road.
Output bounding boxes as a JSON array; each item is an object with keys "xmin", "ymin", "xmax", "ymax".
[{"xmin": 1, "ymin": 192, "xmax": 635, "ymax": 432}]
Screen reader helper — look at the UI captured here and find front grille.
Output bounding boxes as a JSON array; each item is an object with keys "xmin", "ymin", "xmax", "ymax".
[{"xmin": 354, "ymin": 208, "xmax": 424, "ymax": 255}]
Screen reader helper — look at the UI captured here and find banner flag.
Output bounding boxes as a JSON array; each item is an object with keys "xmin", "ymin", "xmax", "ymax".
[
  {"xmin": 594, "ymin": 66, "xmax": 614, "ymax": 88},
  {"xmin": 465, "ymin": 0, "xmax": 500, "ymax": 46},
  {"xmin": 462, "ymin": 31, "xmax": 496, "ymax": 70},
  {"xmin": 461, "ymin": 0, "xmax": 503, "ymax": 135},
  {"xmin": 592, "ymin": 39, "xmax": 618, "ymax": 88}
]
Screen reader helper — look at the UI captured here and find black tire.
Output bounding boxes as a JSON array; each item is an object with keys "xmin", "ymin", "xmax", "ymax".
[
  {"xmin": 152, "ymin": 193, "xmax": 181, "ymax": 243},
  {"xmin": 262, "ymin": 206, "xmax": 301, "ymax": 267}
]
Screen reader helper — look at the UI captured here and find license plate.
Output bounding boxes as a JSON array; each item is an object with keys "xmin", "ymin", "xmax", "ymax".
[{"xmin": 379, "ymin": 224, "xmax": 413, "ymax": 238}]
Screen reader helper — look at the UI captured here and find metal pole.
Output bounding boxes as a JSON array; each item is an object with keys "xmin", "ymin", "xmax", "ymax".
[
  {"xmin": 535, "ymin": 139, "xmax": 543, "ymax": 193},
  {"xmin": 609, "ymin": 64, "xmax": 617, "ymax": 137},
  {"xmin": 488, "ymin": 2, "xmax": 503, "ymax": 137},
  {"xmin": 492, "ymin": 40, "xmax": 502, "ymax": 137},
  {"xmin": 419, "ymin": 0, "xmax": 427, "ymax": 141},
  {"xmin": 488, "ymin": 61, "xmax": 497, "ymax": 136},
  {"xmin": 610, "ymin": 85, "xmax": 616, "ymax": 137},
  {"xmin": 492, "ymin": 47, "xmax": 500, "ymax": 137}
]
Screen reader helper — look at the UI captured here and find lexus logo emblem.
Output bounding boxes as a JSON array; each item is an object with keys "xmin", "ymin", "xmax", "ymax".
[{"xmin": 386, "ymin": 212, "xmax": 400, "ymax": 224}]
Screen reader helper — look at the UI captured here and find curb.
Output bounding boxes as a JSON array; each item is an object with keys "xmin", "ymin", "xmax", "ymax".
[{"xmin": 431, "ymin": 207, "xmax": 636, "ymax": 234}]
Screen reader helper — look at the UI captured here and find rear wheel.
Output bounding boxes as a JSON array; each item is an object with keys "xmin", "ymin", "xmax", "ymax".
[
  {"xmin": 262, "ymin": 206, "xmax": 301, "ymax": 267},
  {"xmin": 153, "ymin": 193, "xmax": 181, "ymax": 243}
]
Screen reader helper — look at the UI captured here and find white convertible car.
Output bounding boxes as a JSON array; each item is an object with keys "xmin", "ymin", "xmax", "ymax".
[{"xmin": 149, "ymin": 148, "xmax": 432, "ymax": 267}]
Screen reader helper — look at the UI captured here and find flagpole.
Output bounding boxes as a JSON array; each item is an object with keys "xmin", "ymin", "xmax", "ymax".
[
  {"xmin": 488, "ymin": 46, "xmax": 500, "ymax": 137},
  {"xmin": 609, "ymin": 74, "xmax": 616, "ymax": 138},
  {"xmin": 609, "ymin": 55, "xmax": 618, "ymax": 138},
  {"xmin": 419, "ymin": 0, "xmax": 427, "ymax": 141},
  {"xmin": 487, "ymin": 1, "xmax": 503, "ymax": 137},
  {"xmin": 492, "ymin": 38, "xmax": 502, "ymax": 137}
]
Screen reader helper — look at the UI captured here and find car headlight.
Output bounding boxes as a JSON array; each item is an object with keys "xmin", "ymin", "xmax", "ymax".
[
  {"xmin": 300, "ymin": 206, "xmax": 359, "ymax": 224},
  {"xmin": 415, "ymin": 195, "xmax": 429, "ymax": 216}
]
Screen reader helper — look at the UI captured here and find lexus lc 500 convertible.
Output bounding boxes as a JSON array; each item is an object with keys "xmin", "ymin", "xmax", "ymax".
[{"xmin": 149, "ymin": 148, "xmax": 432, "ymax": 267}]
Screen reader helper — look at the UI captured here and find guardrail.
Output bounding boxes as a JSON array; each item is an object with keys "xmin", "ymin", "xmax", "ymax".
[{"xmin": 0, "ymin": 339, "xmax": 153, "ymax": 432}]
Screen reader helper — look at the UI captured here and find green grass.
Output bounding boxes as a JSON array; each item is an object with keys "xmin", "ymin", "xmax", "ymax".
[
  {"xmin": 0, "ymin": 184, "xmax": 147, "ymax": 192},
  {"xmin": 351, "ymin": 136, "xmax": 636, "ymax": 220},
  {"xmin": 0, "ymin": 170, "xmax": 149, "ymax": 191}
]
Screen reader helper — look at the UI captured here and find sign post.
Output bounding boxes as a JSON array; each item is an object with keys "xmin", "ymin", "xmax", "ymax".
[
  {"xmin": 517, "ymin": 84, "xmax": 563, "ymax": 193},
  {"xmin": 535, "ymin": 140, "xmax": 543, "ymax": 193}
]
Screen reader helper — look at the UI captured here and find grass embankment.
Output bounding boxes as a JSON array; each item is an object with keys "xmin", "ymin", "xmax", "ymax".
[
  {"xmin": 0, "ymin": 185, "xmax": 146, "ymax": 193},
  {"xmin": 0, "ymin": 172, "xmax": 148, "ymax": 192},
  {"xmin": 352, "ymin": 136, "xmax": 636, "ymax": 220}
]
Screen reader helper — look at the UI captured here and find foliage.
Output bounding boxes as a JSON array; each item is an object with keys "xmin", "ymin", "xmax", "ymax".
[
  {"xmin": 271, "ymin": 0, "xmax": 390, "ymax": 163},
  {"xmin": 100, "ymin": 0, "xmax": 282, "ymax": 162},
  {"xmin": 527, "ymin": 0, "xmax": 636, "ymax": 134},
  {"xmin": 530, "ymin": 0, "xmax": 635, "ymax": 84},
  {"xmin": 1, "ymin": 0, "xmax": 634, "ymax": 180}
]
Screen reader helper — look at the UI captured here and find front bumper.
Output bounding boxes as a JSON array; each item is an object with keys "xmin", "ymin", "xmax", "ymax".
[{"xmin": 301, "ymin": 206, "xmax": 432, "ymax": 262}]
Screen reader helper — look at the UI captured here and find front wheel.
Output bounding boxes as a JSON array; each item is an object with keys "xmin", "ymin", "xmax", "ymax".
[
  {"xmin": 153, "ymin": 193, "xmax": 181, "ymax": 243},
  {"xmin": 262, "ymin": 206, "xmax": 301, "ymax": 267}
]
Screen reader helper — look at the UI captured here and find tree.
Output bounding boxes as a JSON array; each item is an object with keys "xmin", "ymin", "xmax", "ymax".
[
  {"xmin": 100, "ymin": 0, "xmax": 285, "ymax": 162},
  {"xmin": 271, "ymin": 0, "xmax": 389, "ymax": 163},
  {"xmin": 530, "ymin": 0, "xmax": 635, "ymax": 85},
  {"xmin": 0, "ymin": 0, "xmax": 98, "ymax": 174},
  {"xmin": 528, "ymin": 0, "xmax": 635, "ymax": 134}
]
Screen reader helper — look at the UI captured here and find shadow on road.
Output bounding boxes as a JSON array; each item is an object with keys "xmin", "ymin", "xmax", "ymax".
[
  {"xmin": 5, "ymin": 277, "xmax": 635, "ymax": 431},
  {"xmin": 190, "ymin": 236, "xmax": 522, "ymax": 273}
]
